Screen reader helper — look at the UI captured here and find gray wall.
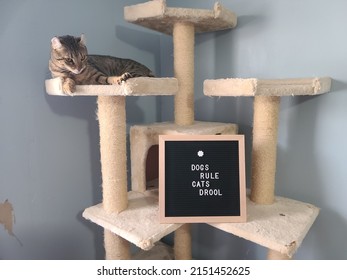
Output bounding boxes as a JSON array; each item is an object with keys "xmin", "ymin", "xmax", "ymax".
[{"xmin": 1, "ymin": 0, "xmax": 347, "ymax": 260}]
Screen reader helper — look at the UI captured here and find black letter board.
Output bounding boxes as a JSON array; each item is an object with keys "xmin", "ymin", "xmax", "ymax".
[{"xmin": 159, "ymin": 135, "xmax": 246, "ymax": 223}]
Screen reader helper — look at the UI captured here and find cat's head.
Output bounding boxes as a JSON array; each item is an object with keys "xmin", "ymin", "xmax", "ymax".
[{"xmin": 50, "ymin": 34, "xmax": 87, "ymax": 74}]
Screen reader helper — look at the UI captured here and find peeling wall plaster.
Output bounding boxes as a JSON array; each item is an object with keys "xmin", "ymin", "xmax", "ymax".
[{"xmin": 0, "ymin": 200, "xmax": 15, "ymax": 236}]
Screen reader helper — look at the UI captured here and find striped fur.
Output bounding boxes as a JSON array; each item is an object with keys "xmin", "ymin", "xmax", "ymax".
[{"xmin": 49, "ymin": 34, "xmax": 154, "ymax": 94}]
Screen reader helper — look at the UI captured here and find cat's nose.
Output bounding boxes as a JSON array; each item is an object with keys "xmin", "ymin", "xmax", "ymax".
[{"xmin": 73, "ymin": 66, "xmax": 85, "ymax": 74}]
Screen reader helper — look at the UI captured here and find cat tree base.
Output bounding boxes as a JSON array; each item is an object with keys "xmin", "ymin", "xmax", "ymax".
[
  {"xmin": 82, "ymin": 191, "xmax": 182, "ymax": 251},
  {"xmin": 209, "ymin": 194, "xmax": 319, "ymax": 258}
]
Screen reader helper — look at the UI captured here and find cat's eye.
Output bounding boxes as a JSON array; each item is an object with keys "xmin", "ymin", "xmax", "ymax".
[{"xmin": 65, "ymin": 58, "xmax": 74, "ymax": 64}]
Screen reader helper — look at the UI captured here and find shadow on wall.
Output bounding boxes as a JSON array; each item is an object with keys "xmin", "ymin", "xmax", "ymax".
[
  {"xmin": 192, "ymin": 223, "xmax": 265, "ymax": 260},
  {"xmin": 213, "ymin": 14, "xmax": 268, "ymax": 79},
  {"xmin": 115, "ymin": 25, "xmax": 161, "ymax": 74},
  {"xmin": 44, "ymin": 91, "xmax": 104, "ymax": 258},
  {"xmin": 276, "ymin": 79, "xmax": 347, "ymax": 259},
  {"xmin": 276, "ymin": 95, "xmax": 324, "ymax": 259},
  {"xmin": 310, "ymin": 208, "xmax": 347, "ymax": 259}
]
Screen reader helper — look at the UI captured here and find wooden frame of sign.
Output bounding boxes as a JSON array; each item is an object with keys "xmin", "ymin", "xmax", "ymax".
[{"xmin": 159, "ymin": 134, "xmax": 246, "ymax": 223}]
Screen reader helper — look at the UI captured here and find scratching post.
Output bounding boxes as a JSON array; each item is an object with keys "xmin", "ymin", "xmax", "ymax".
[
  {"xmin": 173, "ymin": 22, "xmax": 195, "ymax": 126},
  {"xmin": 174, "ymin": 224, "xmax": 192, "ymax": 260},
  {"xmin": 104, "ymin": 229, "xmax": 131, "ymax": 260},
  {"xmin": 250, "ymin": 96, "xmax": 280, "ymax": 205},
  {"xmin": 172, "ymin": 22, "xmax": 195, "ymax": 260},
  {"xmin": 98, "ymin": 96, "xmax": 128, "ymax": 213},
  {"xmin": 97, "ymin": 96, "xmax": 129, "ymax": 259}
]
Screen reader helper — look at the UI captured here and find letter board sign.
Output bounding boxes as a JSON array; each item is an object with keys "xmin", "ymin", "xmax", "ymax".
[{"xmin": 159, "ymin": 134, "xmax": 246, "ymax": 223}]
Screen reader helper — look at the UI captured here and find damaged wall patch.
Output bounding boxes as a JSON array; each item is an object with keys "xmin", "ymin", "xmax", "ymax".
[
  {"xmin": 0, "ymin": 199, "xmax": 15, "ymax": 235},
  {"xmin": 0, "ymin": 199, "xmax": 22, "ymax": 246}
]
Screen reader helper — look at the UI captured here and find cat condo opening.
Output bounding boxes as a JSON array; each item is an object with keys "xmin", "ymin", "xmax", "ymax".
[
  {"xmin": 146, "ymin": 145, "xmax": 159, "ymax": 190},
  {"xmin": 129, "ymin": 122, "xmax": 238, "ymax": 194}
]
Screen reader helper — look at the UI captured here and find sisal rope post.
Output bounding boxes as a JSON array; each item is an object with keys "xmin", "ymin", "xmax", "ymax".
[
  {"xmin": 173, "ymin": 22, "xmax": 195, "ymax": 126},
  {"xmin": 97, "ymin": 95, "xmax": 129, "ymax": 259},
  {"xmin": 250, "ymin": 96, "xmax": 280, "ymax": 205},
  {"xmin": 267, "ymin": 249, "xmax": 292, "ymax": 260},
  {"xmin": 174, "ymin": 224, "xmax": 192, "ymax": 260},
  {"xmin": 104, "ymin": 229, "xmax": 131, "ymax": 260},
  {"xmin": 250, "ymin": 96, "xmax": 281, "ymax": 259},
  {"xmin": 172, "ymin": 22, "xmax": 195, "ymax": 260}
]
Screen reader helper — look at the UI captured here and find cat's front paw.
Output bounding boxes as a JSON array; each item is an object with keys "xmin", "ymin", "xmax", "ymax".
[
  {"xmin": 119, "ymin": 72, "xmax": 133, "ymax": 84},
  {"xmin": 107, "ymin": 72, "xmax": 133, "ymax": 85},
  {"xmin": 62, "ymin": 78, "xmax": 76, "ymax": 95}
]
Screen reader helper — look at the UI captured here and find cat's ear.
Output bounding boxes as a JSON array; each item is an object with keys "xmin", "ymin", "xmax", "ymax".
[
  {"xmin": 79, "ymin": 34, "xmax": 86, "ymax": 45},
  {"xmin": 51, "ymin": 37, "xmax": 62, "ymax": 49}
]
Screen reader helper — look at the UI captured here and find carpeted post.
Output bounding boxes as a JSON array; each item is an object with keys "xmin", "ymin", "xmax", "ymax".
[
  {"xmin": 97, "ymin": 95, "xmax": 129, "ymax": 259},
  {"xmin": 173, "ymin": 22, "xmax": 195, "ymax": 126},
  {"xmin": 250, "ymin": 96, "xmax": 280, "ymax": 205},
  {"xmin": 174, "ymin": 224, "xmax": 192, "ymax": 260},
  {"xmin": 104, "ymin": 229, "xmax": 131, "ymax": 260},
  {"xmin": 172, "ymin": 21, "xmax": 195, "ymax": 260}
]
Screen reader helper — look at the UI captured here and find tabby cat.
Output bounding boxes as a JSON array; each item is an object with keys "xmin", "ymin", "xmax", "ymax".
[{"xmin": 49, "ymin": 34, "xmax": 154, "ymax": 94}]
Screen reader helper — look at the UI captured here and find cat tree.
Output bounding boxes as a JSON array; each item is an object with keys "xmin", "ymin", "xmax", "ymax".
[{"xmin": 45, "ymin": 0, "xmax": 331, "ymax": 260}]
